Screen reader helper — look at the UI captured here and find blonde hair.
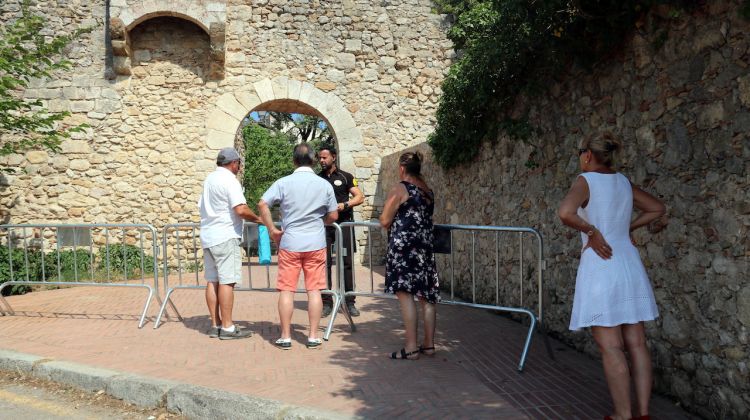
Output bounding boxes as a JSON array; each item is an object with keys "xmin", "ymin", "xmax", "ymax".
[{"xmin": 581, "ymin": 132, "xmax": 622, "ymax": 168}]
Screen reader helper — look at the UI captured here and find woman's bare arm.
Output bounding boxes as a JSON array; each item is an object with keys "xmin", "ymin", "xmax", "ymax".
[
  {"xmin": 630, "ymin": 185, "xmax": 666, "ymax": 232},
  {"xmin": 558, "ymin": 176, "xmax": 612, "ymax": 259},
  {"xmin": 379, "ymin": 183, "xmax": 408, "ymax": 229}
]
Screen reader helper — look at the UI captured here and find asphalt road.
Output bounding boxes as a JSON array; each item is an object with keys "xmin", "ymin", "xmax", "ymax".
[{"xmin": 0, "ymin": 370, "xmax": 182, "ymax": 420}]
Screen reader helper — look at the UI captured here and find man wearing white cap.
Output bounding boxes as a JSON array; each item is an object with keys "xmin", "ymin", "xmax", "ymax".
[{"xmin": 198, "ymin": 147, "xmax": 261, "ymax": 339}]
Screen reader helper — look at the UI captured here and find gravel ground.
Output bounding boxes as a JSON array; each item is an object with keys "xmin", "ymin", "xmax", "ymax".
[{"xmin": 0, "ymin": 369, "xmax": 186, "ymax": 420}]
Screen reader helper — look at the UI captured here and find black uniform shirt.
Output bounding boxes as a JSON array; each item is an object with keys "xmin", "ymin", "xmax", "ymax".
[{"xmin": 319, "ymin": 168, "xmax": 357, "ymax": 221}]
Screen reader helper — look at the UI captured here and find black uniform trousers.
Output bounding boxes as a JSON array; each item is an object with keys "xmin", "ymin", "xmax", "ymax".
[{"xmin": 323, "ymin": 220, "xmax": 355, "ymax": 305}]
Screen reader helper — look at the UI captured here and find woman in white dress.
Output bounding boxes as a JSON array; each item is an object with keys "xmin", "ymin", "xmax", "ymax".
[{"xmin": 558, "ymin": 133, "xmax": 666, "ymax": 420}]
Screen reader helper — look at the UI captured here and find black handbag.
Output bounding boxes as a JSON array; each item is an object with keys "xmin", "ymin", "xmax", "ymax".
[{"xmin": 432, "ymin": 225, "xmax": 452, "ymax": 254}]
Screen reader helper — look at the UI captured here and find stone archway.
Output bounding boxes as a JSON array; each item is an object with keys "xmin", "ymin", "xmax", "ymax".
[{"xmin": 205, "ymin": 77, "xmax": 363, "ymax": 171}]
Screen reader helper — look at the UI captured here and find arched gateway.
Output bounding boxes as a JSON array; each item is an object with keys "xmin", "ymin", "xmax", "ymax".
[
  {"xmin": 206, "ymin": 77, "xmax": 363, "ymax": 172},
  {"xmin": 3, "ymin": 1, "xmax": 452, "ymax": 227}
]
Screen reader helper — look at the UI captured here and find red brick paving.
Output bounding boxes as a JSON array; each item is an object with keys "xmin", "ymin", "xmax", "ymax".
[{"xmin": 0, "ymin": 265, "xmax": 694, "ymax": 419}]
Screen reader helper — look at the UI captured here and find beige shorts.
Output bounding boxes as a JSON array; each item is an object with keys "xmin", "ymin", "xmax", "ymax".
[{"xmin": 204, "ymin": 238, "xmax": 242, "ymax": 285}]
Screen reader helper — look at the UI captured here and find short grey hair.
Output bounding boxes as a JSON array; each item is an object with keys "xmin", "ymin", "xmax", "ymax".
[{"xmin": 293, "ymin": 143, "xmax": 315, "ymax": 167}]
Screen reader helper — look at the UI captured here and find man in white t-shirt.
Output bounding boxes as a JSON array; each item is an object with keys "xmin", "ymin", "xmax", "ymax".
[
  {"xmin": 198, "ymin": 147, "xmax": 261, "ymax": 340},
  {"xmin": 258, "ymin": 143, "xmax": 338, "ymax": 350}
]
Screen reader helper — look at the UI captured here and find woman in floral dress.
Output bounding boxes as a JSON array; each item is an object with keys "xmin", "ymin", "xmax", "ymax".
[{"xmin": 379, "ymin": 151, "xmax": 440, "ymax": 360}]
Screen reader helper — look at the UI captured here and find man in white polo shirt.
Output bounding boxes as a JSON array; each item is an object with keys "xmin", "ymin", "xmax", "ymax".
[
  {"xmin": 258, "ymin": 143, "xmax": 338, "ymax": 350},
  {"xmin": 199, "ymin": 147, "xmax": 261, "ymax": 340}
]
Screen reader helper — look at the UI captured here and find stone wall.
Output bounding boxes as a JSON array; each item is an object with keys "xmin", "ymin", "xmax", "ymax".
[
  {"xmin": 379, "ymin": 2, "xmax": 749, "ymax": 418},
  {"xmin": 0, "ymin": 0, "xmax": 452, "ymax": 232},
  {"xmin": 2, "ymin": 0, "xmax": 747, "ymax": 417}
]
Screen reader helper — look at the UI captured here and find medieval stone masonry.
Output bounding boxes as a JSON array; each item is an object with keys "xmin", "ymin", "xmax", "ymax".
[
  {"xmin": 1, "ymin": 0, "xmax": 748, "ymax": 418},
  {"xmin": 379, "ymin": 2, "xmax": 749, "ymax": 418},
  {"xmin": 0, "ymin": 0, "xmax": 452, "ymax": 228}
]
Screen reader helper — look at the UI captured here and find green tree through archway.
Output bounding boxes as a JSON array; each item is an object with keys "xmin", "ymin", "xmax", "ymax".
[{"xmin": 241, "ymin": 111, "xmax": 336, "ymax": 209}]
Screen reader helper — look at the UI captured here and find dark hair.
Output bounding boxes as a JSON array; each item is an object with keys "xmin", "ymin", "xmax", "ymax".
[
  {"xmin": 318, "ymin": 145, "xmax": 337, "ymax": 157},
  {"xmin": 293, "ymin": 142, "xmax": 315, "ymax": 166},
  {"xmin": 399, "ymin": 151, "xmax": 423, "ymax": 178},
  {"xmin": 581, "ymin": 132, "xmax": 622, "ymax": 168}
]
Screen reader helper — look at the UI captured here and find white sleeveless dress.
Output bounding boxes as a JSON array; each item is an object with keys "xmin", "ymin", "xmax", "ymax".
[{"xmin": 569, "ymin": 172, "xmax": 659, "ymax": 331}]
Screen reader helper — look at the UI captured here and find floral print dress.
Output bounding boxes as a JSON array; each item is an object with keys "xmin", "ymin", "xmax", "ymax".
[{"xmin": 384, "ymin": 181, "xmax": 440, "ymax": 303}]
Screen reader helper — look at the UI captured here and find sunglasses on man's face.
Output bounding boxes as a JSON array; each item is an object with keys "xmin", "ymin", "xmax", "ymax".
[{"xmin": 577, "ymin": 148, "xmax": 588, "ymax": 156}]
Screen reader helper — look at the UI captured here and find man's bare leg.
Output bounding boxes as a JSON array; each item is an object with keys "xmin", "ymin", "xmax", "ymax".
[
  {"xmin": 278, "ymin": 290, "xmax": 295, "ymax": 338},
  {"xmin": 307, "ymin": 289, "xmax": 322, "ymax": 339},
  {"xmin": 218, "ymin": 283, "xmax": 236, "ymax": 328},
  {"xmin": 205, "ymin": 282, "xmax": 221, "ymax": 327}
]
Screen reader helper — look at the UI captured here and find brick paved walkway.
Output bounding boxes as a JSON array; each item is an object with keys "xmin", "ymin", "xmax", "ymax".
[{"xmin": 0, "ymin": 265, "xmax": 694, "ymax": 419}]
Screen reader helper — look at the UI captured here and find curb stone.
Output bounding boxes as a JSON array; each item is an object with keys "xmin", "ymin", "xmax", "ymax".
[
  {"xmin": 108, "ymin": 374, "xmax": 178, "ymax": 408},
  {"xmin": 167, "ymin": 384, "xmax": 353, "ymax": 420},
  {"xmin": 34, "ymin": 360, "xmax": 120, "ymax": 393},
  {"xmin": 0, "ymin": 349, "xmax": 45, "ymax": 374},
  {"xmin": 0, "ymin": 349, "xmax": 357, "ymax": 420}
]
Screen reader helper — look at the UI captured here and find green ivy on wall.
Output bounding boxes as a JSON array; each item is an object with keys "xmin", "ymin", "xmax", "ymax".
[{"xmin": 428, "ymin": 0, "xmax": 700, "ymax": 169}]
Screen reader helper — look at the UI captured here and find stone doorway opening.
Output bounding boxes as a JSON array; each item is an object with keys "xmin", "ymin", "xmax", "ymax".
[
  {"xmin": 235, "ymin": 99, "xmax": 339, "ymax": 210},
  {"xmin": 204, "ymin": 78, "xmax": 366, "ymax": 217}
]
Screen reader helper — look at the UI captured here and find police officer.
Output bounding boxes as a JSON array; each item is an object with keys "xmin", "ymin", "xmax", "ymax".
[{"xmin": 318, "ymin": 145, "xmax": 364, "ymax": 317}]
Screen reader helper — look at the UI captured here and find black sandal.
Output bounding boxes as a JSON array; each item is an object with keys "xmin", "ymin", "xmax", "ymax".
[
  {"xmin": 419, "ymin": 345, "xmax": 436, "ymax": 356},
  {"xmin": 390, "ymin": 348, "xmax": 420, "ymax": 360}
]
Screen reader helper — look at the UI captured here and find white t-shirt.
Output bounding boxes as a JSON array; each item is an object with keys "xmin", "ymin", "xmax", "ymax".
[{"xmin": 198, "ymin": 167, "xmax": 247, "ymax": 249}]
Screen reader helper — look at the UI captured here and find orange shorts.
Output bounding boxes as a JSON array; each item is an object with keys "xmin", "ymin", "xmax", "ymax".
[{"xmin": 276, "ymin": 248, "xmax": 327, "ymax": 292}]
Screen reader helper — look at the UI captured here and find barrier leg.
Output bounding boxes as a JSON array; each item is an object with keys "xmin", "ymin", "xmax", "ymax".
[
  {"xmin": 339, "ymin": 292, "xmax": 355, "ymax": 331},
  {"xmin": 323, "ymin": 290, "xmax": 339, "ymax": 340},
  {"xmin": 153, "ymin": 288, "xmax": 180, "ymax": 329},
  {"xmin": 324, "ymin": 291, "xmax": 355, "ymax": 340},
  {"xmin": 152, "ymin": 295, "xmax": 171, "ymax": 321},
  {"xmin": 137, "ymin": 286, "xmax": 155, "ymax": 329},
  {"xmin": 517, "ymin": 310, "xmax": 537, "ymax": 372},
  {"xmin": 166, "ymin": 296, "xmax": 181, "ymax": 321}
]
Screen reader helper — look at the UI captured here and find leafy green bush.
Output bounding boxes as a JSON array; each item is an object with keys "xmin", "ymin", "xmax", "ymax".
[
  {"xmin": 0, "ymin": 245, "xmax": 40, "ymax": 295},
  {"xmin": 429, "ymin": 0, "xmax": 698, "ymax": 168},
  {"xmin": 0, "ymin": 243, "xmax": 155, "ymax": 295},
  {"xmin": 44, "ymin": 249, "xmax": 94, "ymax": 281},
  {"xmin": 242, "ymin": 123, "xmax": 295, "ymax": 208},
  {"xmin": 0, "ymin": 0, "xmax": 92, "ymax": 174},
  {"xmin": 96, "ymin": 244, "xmax": 155, "ymax": 278},
  {"xmin": 0, "ymin": 245, "xmax": 100, "ymax": 294}
]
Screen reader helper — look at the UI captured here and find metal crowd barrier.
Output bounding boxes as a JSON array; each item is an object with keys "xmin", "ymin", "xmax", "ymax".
[
  {"xmin": 0, "ymin": 223, "xmax": 159, "ymax": 328},
  {"xmin": 153, "ymin": 222, "xmax": 350, "ymax": 340},
  {"xmin": 334, "ymin": 221, "xmax": 553, "ymax": 372}
]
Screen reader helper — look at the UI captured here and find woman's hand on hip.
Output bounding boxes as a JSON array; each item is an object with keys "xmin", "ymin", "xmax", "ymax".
[{"xmin": 583, "ymin": 231, "xmax": 613, "ymax": 260}]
